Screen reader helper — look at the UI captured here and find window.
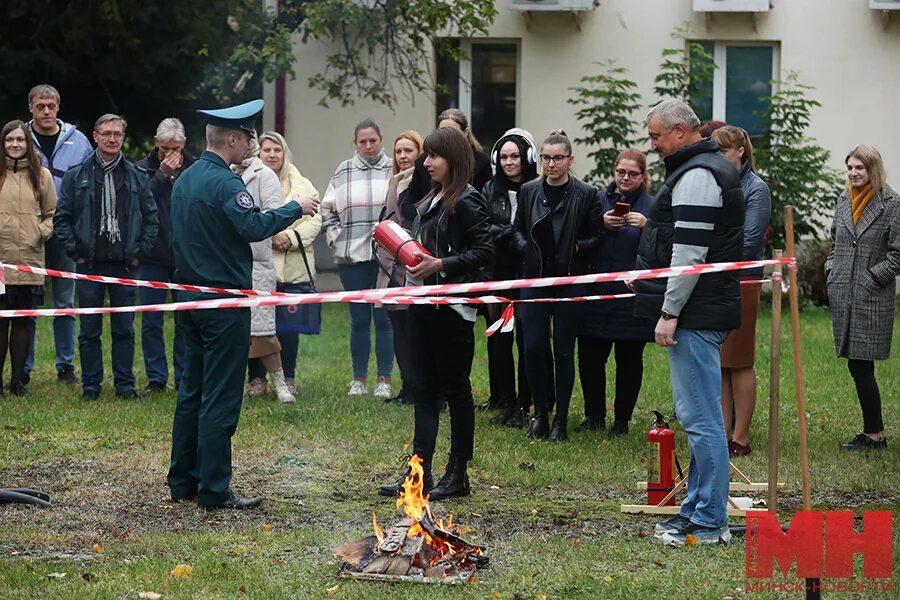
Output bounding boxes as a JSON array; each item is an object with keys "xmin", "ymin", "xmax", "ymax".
[
  {"xmin": 435, "ymin": 40, "xmax": 518, "ymax": 151},
  {"xmin": 692, "ymin": 42, "xmax": 779, "ymax": 136}
]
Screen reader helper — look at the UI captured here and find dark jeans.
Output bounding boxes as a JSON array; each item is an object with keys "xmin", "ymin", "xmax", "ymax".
[
  {"xmin": 520, "ymin": 286, "xmax": 578, "ymax": 422},
  {"xmin": 76, "ymin": 261, "xmax": 137, "ymax": 394},
  {"xmin": 26, "ymin": 236, "xmax": 76, "ymax": 374},
  {"xmin": 337, "ymin": 261, "xmax": 394, "ymax": 378},
  {"xmin": 138, "ymin": 263, "xmax": 185, "ymax": 387},
  {"xmin": 388, "ymin": 309, "xmax": 413, "ymax": 391},
  {"xmin": 483, "ymin": 308, "xmax": 534, "ymax": 410},
  {"xmin": 408, "ymin": 306, "xmax": 475, "ymax": 462},
  {"xmin": 848, "ymin": 359, "xmax": 884, "ymax": 433},
  {"xmin": 577, "ymin": 337, "xmax": 647, "ymax": 425}
]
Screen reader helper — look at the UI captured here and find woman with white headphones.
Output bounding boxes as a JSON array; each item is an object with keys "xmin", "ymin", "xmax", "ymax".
[{"xmin": 480, "ymin": 129, "xmax": 541, "ymax": 427}]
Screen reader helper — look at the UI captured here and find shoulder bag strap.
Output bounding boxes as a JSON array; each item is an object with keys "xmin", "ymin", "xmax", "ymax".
[{"xmin": 291, "ymin": 229, "xmax": 316, "ymax": 288}]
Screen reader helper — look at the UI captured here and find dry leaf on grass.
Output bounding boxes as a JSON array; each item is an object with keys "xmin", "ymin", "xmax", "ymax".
[
  {"xmin": 138, "ymin": 593, "xmax": 163, "ymax": 600},
  {"xmin": 92, "ymin": 543, "xmax": 104, "ymax": 553},
  {"xmin": 684, "ymin": 534, "xmax": 698, "ymax": 547},
  {"xmin": 262, "ymin": 524, "xmax": 274, "ymax": 532},
  {"xmin": 170, "ymin": 564, "xmax": 193, "ymax": 578},
  {"xmin": 326, "ymin": 585, "xmax": 340, "ymax": 595}
]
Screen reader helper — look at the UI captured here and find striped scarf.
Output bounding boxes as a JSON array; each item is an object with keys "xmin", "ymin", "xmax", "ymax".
[{"xmin": 95, "ymin": 149, "xmax": 123, "ymax": 244}]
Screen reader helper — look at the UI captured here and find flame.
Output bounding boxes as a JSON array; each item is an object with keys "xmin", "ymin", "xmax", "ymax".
[{"xmin": 372, "ymin": 511, "xmax": 384, "ymax": 544}]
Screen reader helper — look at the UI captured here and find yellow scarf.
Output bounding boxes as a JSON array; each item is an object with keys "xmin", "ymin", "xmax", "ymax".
[{"xmin": 849, "ymin": 183, "xmax": 874, "ymax": 225}]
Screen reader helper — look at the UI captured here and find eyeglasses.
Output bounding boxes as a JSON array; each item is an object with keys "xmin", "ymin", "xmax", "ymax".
[
  {"xmin": 615, "ymin": 168, "xmax": 643, "ymax": 178},
  {"xmin": 96, "ymin": 131, "xmax": 124, "ymax": 140},
  {"xmin": 540, "ymin": 154, "xmax": 570, "ymax": 165}
]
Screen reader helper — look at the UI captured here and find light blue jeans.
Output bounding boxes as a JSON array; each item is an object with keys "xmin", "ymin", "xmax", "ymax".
[
  {"xmin": 669, "ymin": 328, "xmax": 730, "ymax": 529},
  {"xmin": 337, "ymin": 261, "xmax": 394, "ymax": 379}
]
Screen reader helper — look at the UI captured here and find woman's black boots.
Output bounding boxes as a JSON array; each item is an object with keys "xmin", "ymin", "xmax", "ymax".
[
  {"xmin": 378, "ymin": 457, "xmax": 433, "ymax": 497},
  {"xmin": 428, "ymin": 455, "xmax": 470, "ymax": 501}
]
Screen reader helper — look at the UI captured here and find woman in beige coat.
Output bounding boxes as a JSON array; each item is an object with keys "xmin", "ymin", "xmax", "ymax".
[
  {"xmin": 0, "ymin": 120, "xmax": 56, "ymax": 396},
  {"xmin": 232, "ymin": 133, "xmax": 294, "ymax": 403},
  {"xmin": 259, "ymin": 131, "xmax": 322, "ymax": 395}
]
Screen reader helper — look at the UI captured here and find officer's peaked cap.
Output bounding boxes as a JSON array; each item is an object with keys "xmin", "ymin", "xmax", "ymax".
[{"xmin": 198, "ymin": 99, "xmax": 264, "ymax": 133}]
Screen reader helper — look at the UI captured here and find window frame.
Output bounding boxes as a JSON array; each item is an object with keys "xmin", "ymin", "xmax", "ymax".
[
  {"xmin": 437, "ymin": 38, "xmax": 521, "ymax": 126},
  {"xmin": 707, "ymin": 41, "xmax": 780, "ymax": 126}
]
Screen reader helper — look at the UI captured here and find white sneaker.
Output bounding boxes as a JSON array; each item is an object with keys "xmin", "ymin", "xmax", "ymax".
[
  {"xmin": 373, "ymin": 381, "xmax": 392, "ymax": 399},
  {"xmin": 348, "ymin": 380, "xmax": 368, "ymax": 396}
]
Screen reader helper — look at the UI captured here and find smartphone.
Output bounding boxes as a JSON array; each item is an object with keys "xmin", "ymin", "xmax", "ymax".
[{"xmin": 614, "ymin": 202, "xmax": 630, "ymax": 217}]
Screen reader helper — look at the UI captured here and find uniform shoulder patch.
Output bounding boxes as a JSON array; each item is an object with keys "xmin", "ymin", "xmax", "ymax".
[{"xmin": 235, "ymin": 191, "xmax": 254, "ymax": 209}]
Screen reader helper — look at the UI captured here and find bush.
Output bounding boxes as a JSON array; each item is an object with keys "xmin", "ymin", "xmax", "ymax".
[{"xmin": 796, "ymin": 237, "xmax": 831, "ymax": 307}]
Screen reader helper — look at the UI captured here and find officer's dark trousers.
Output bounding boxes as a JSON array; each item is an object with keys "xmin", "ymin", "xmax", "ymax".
[
  {"xmin": 168, "ymin": 300, "xmax": 250, "ymax": 505},
  {"xmin": 408, "ymin": 306, "xmax": 475, "ymax": 463}
]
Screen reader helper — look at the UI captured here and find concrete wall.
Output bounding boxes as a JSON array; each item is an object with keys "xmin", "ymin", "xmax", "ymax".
[{"xmin": 265, "ymin": 0, "xmax": 900, "ymax": 267}]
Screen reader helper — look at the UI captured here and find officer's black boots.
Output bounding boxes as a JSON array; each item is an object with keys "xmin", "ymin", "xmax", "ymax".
[
  {"xmin": 548, "ymin": 418, "xmax": 568, "ymax": 443},
  {"xmin": 527, "ymin": 411, "xmax": 550, "ymax": 439},
  {"xmin": 204, "ymin": 492, "xmax": 262, "ymax": 510},
  {"xmin": 428, "ymin": 456, "xmax": 470, "ymax": 501}
]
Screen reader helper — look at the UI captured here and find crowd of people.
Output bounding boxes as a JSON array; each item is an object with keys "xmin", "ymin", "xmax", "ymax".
[{"xmin": 1, "ymin": 84, "xmax": 898, "ymax": 536}]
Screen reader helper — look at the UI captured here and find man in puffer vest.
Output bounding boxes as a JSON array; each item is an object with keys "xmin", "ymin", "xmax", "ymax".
[{"xmin": 633, "ymin": 100, "xmax": 744, "ymax": 547}]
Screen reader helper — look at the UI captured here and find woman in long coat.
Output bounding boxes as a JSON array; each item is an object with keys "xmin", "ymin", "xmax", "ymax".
[
  {"xmin": 233, "ymin": 134, "xmax": 295, "ymax": 403},
  {"xmin": 825, "ymin": 144, "xmax": 900, "ymax": 451}
]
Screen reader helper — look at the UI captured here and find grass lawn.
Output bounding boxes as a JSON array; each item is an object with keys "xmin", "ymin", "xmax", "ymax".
[{"xmin": 1, "ymin": 302, "xmax": 898, "ymax": 599}]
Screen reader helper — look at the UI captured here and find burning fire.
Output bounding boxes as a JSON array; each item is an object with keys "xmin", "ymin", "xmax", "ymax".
[{"xmin": 371, "ymin": 454, "xmax": 481, "ymax": 566}]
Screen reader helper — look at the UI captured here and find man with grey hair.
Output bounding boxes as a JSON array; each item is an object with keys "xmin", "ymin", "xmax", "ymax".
[
  {"xmin": 24, "ymin": 84, "xmax": 94, "ymax": 386},
  {"xmin": 53, "ymin": 113, "xmax": 159, "ymax": 401},
  {"xmin": 633, "ymin": 99, "xmax": 744, "ymax": 546},
  {"xmin": 135, "ymin": 118, "xmax": 196, "ymax": 395}
]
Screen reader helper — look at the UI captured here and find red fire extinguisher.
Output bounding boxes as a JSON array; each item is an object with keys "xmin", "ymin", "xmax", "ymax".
[
  {"xmin": 372, "ymin": 221, "xmax": 432, "ymax": 269},
  {"xmin": 647, "ymin": 410, "xmax": 676, "ymax": 506}
]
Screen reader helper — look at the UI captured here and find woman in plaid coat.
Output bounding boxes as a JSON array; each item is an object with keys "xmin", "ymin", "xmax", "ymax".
[{"xmin": 825, "ymin": 144, "xmax": 900, "ymax": 451}]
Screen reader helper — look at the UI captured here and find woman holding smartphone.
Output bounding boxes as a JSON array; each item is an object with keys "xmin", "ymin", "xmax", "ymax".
[
  {"xmin": 378, "ymin": 127, "xmax": 493, "ymax": 500},
  {"xmin": 576, "ymin": 149, "xmax": 655, "ymax": 435}
]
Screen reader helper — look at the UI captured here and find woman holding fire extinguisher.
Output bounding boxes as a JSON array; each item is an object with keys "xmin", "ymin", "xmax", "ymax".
[{"xmin": 378, "ymin": 126, "xmax": 493, "ymax": 501}]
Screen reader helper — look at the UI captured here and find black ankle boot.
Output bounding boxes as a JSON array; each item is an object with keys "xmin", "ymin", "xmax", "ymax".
[
  {"xmin": 548, "ymin": 418, "xmax": 568, "ymax": 443},
  {"xmin": 428, "ymin": 456, "xmax": 470, "ymax": 501},
  {"xmin": 378, "ymin": 460, "xmax": 433, "ymax": 497},
  {"xmin": 574, "ymin": 417, "xmax": 603, "ymax": 432},
  {"xmin": 527, "ymin": 412, "xmax": 549, "ymax": 439},
  {"xmin": 490, "ymin": 402, "xmax": 517, "ymax": 426},
  {"xmin": 504, "ymin": 407, "xmax": 527, "ymax": 428}
]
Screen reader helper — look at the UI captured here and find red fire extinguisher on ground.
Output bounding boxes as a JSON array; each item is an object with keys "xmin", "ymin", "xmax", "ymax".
[
  {"xmin": 372, "ymin": 221, "xmax": 432, "ymax": 269},
  {"xmin": 647, "ymin": 410, "xmax": 676, "ymax": 506}
]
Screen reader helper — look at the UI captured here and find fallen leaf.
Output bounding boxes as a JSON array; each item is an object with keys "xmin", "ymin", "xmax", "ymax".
[
  {"xmin": 92, "ymin": 543, "xmax": 104, "ymax": 554},
  {"xmin": 326, "ymin": 585, "xmax": 340, "ymax": 595},
  {"xmin": 270, "ymin": 559, "xmax": 285, "ymax": 566},
  {"xmin": 570, "ymin": 538, "xmax": 581, "ymax": 546},
  {"xmin": 467, "ymin": 575, "xmax": 479, "ymax": 585},
  {"xmin": 603, "ymin": 575, "xmax": 613, "ymax": 582},
  {"xmin": 493, "ymin": 593, "xmax": 502, "ymax": 600},
  {"xmin": 262, "ymin": 524, "xmax": 274, "ymax": 532},
  {"xmin": 47, "ymin": 572, "xmax": 67, "ymax": 579},
  {"xmin": 138, "ymin": 593, "xmax": 162, "ymax": 600},
  {"xmin": 536, "ymin": 594, "xmax": 547, "ymax": 600},
  {"xmin": 684, "ymin": 534, "xmax": 698, "ymax": 547},
  {"xmin": 81, "ymin": 572, "xmax": 96, "ymax": 581},
  {"xmin": 170, "ymin": 564, "xmax": 193, "ymax": 579},
  {"xmin": 238, "ymin": 586, "xmax": 247, "ymax": 594}
]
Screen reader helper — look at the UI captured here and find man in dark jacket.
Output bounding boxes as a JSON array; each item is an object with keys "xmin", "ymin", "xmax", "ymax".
[
  {"xmin": 634, "ymin": 100, "xmax": 744, "ymax": 547},
  {"xmin": 53, "ymin": 114, "xmax": 159, "ymax": 401},
  {"xmin": 136, "ymin": 118, "xmax": 195, "ymax": 395}
]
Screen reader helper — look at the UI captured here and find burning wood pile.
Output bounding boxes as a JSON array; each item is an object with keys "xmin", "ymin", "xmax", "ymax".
[{"xmin": 333, "ymin": 455, "xmax": 489, "ymax": 584}]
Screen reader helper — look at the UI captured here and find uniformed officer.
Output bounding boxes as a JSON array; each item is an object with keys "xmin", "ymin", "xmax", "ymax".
[{"xmin": 166, "ymin": 100, "xmax": 319, "ymax": 509}]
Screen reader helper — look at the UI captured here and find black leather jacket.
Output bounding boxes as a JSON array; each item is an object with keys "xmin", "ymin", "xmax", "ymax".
[
  {"xmin": 481, "ymin": 179, "xmax": 525, "ymax": 280},
  {"xmin": 411, "ymin": 185, "xmax": 494, "ymax": 286},
  {"xmin": 511, "ymin": 177, "xmax": 604, "ymax": 278}
]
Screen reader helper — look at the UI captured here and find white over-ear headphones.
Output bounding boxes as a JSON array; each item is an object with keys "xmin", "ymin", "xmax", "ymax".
[{"xmin": 491, "ymin": 134, "xmax": 538, "ymax": 168}]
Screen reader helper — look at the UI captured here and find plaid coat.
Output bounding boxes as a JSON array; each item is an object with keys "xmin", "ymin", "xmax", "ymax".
[
  {"xmin": 321, "ymin": 151, "xmax": 392, "ymax": 264},
  {"xmin": 825, "ymin": 185, "xmax": 900, "ymax": 360}
]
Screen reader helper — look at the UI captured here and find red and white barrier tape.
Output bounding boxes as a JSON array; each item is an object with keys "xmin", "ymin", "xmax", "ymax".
[{"xmin": 1, "ymin": 257, "xmax": 794, "ymax": 303}]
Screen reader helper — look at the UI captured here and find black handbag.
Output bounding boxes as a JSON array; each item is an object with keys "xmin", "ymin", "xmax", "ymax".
[{"xmin": 276, "ymin": 231, "xmax": 322, "ymax": 335}]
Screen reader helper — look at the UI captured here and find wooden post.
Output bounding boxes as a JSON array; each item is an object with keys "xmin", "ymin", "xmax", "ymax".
[
  {"xmin": 784, "ymin": 207, "xmax": 820, "ymax": 600},
  {"xmin": 767, "ymin": 249, "xmax": 783, "ymax": 512}
]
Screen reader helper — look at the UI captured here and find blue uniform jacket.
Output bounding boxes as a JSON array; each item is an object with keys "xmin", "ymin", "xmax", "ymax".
[
  {"xmin": 53, "ymin": 153, "xmax": 159, "ymax": 268},
  {"xmin": 171, "ymin": 150, "xmax": 301, "ymax": 289}
]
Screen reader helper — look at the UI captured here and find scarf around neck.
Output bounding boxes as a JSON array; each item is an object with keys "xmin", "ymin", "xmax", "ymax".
[
  {"xmin": 95, "ymin": 149, "xmax": 124, "ymax": 244},
  {"xmin": 849, "ymin": 183, "xmax": 874, "ymax": 225},
  {"xmin": 359, "ymin": 149, "xmax": 386, "ymax": 167}
]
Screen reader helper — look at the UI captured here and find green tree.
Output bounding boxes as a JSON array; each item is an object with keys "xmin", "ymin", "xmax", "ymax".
[
  {"xmin": 568, "ymin": 61, "xmax": 641, "ymax": 186},
  {"xmin": 754, "ymin": 71, "xmax": 843, "ymax": 251},
  {"xmin": 648, "ymin": 23, "xmax": 716, "ymax": 187},
  {"xmin": 0, "ymin": 0, "xmax": 497, "ymax": 151}
]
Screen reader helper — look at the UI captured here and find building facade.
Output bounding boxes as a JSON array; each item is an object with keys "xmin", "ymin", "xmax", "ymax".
[{"xmin": 264, "ymin": 0, "xmax": 900, "ymax": 265}]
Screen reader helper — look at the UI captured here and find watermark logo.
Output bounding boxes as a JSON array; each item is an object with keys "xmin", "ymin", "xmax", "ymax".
[{"xmin": 745, "ymin": 511, "xmax": 893, "ymax": 593}]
